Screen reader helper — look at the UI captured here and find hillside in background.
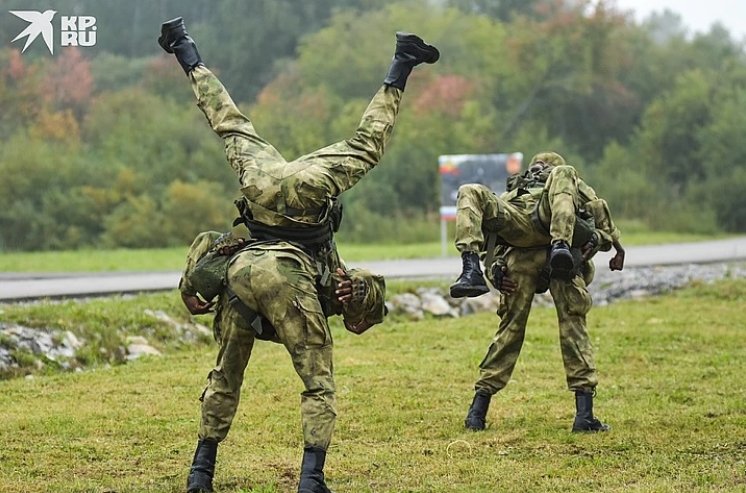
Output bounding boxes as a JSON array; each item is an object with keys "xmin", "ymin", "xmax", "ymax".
[{"xmin": 1, "ymin": 0, "xmax": 745, "ymax": 250}]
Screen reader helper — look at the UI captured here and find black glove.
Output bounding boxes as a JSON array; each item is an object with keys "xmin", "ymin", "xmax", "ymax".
[{"xmin": 490, "ymin": 262, "xmax": 517, "ymax": 294}]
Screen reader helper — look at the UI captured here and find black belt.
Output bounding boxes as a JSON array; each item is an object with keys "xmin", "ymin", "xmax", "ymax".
[{"xmin": 244, "ymin": 219, "xmax": 333, "ymax": 248}]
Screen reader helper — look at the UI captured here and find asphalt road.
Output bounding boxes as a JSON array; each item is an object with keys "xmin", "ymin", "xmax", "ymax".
[{"xmin": 1, "ymin": 237, "xmax": 745, "ymax": 301}]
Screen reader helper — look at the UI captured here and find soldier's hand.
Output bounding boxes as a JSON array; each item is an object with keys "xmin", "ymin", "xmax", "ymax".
[
  {"xmin": 581, "ymin": 232, "xmax": 600, "ymax": 261},
  {"xmin": 609, "ymin": 249, "xmax": 625, "ymax": 271},
  {"xmin": 181, "ymin": 292, "xmax": 215, "ymax": 315},
  {"xmin": 491, "ymin": 264, "xmax": 517, "ymax": 294},
  {"xmin": 335, "ymin": 268, "xmax": 353, "ymax": 305},
  {"xmin": 344, "ymin": 318, "xmax": 373, "ymax": 335},
  {"xmin": 217, "ymin": 238, "xmax": 246, "ymax": 256}
]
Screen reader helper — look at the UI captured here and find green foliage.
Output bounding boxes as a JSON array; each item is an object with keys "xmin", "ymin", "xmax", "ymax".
[{"xmin": 2, "ymin": 0, "xmax": 746, "ymax": 252}]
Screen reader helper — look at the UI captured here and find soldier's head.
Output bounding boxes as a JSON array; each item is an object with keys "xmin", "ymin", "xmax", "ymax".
[
  {"xmin": 529, "ymin": 152, "xmax": 566, "ymax": 170},
  {"xmin": 528, "ymin": 152, "xmax": 566, "ymax": 179}
]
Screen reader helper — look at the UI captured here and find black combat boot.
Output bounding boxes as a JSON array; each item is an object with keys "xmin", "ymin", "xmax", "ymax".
[
  {"xmin": 186, "ymin": 438, "xmax": 218, "ymax": 493},
  {"xmin": 450, "ymin": 252, "xmax": 490, "ymax": 298},
  {"xmin": 464, "ymin": 391, "xmax": 492, "ymax": 431},
  {"xmin": 549, "ymin": 241, "xmax": 574, "ymax": 280},
  {"xmin": 383, "ymin": 32, "xmax": 440, "ymax": 90},
  {"xmin": 298, "ymin": 446, "xmax": 332, "ymax": 493},
  {"xmin": 571, "ymin": 389, "xmax": 610, "ymax": 433},
  {"xmin": 158, "ymin": 17, "xmax": 203, "ymax": 75}
]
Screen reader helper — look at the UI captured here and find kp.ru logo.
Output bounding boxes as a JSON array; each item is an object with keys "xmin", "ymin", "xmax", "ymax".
[{"xmin": 10, "ymin": 10, "xmax": 97, "ymax": 54}]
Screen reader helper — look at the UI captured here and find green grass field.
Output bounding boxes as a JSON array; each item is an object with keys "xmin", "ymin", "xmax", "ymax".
[
  {"xmin": 0, "ymin": 227, "xmax": 732, "ymax": 273},
  {"xmin": 1, "ymin": 280, "xmax": 744, "ymax": 492}
]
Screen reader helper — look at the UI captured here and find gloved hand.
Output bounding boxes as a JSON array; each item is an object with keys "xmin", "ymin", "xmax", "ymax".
[
  {"xmin": 490, "ymin": 263, "xmax": 517, "ymax": 294},
  {"xmin": 334, "ymin": 268, "xmax": 375, "ymax": 335}
]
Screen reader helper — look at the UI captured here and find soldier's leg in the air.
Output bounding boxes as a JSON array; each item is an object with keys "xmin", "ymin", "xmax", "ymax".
[
  {"xmin": 158, "ymin": 17, "xmax": 286, "ymax": 181},
  {"xmin": 539, "ymin": 165, "xmax": 581, "ymax": 280},
  {"xmin": 190, "ymin": 307, "xmax": 256, "ymax": 493},
  {"xmin": 449, "ymin": 184, "xmax": 498, "ymax": 298},
  {"xmin": 227, "ymin": 251, "xmax": 335, "ymax": 493},
  {"xmin": 550, "ymin": 277, "xmax": 609, "ymax": 433},
  {"xmin": 293, "ymin": 33, "xmax": 439, "ymax": 196},
  {"xmin": 465, "ymin": 251, "xmax": 542, "ymax": 430}
]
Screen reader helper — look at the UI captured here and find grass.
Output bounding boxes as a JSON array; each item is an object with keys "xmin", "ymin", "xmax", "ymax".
[
  {"xmin": 1, "ymin": 280, "xmax": 744, "ymax": 492},
  {"xmin": 0, "ymin": 226, "xmax": 735, "ymax": 273}
]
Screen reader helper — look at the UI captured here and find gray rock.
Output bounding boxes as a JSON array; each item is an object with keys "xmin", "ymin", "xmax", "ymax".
[
  {"xmin": 387, "ymin": 293, "xmax": 424, "ymax": 321},
  {"xmin": 126, "ymin": 343, "xmax": 162, "ymax": 361},
  {"xmin": 459, "ymin": 294, "xmax": 500, "ymax": 316},
  {"xmin": 125, "ymin": 335, "xmax": 149, "ymax": 346},
  {"xmin": 419, "ymin": 291, "xmax": 457, "ymax": 317}
]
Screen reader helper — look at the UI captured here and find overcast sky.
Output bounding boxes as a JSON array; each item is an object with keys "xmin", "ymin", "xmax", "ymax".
[{"xmin": 614, "ymin": 0, "xmax": 746, "ymax": 40}]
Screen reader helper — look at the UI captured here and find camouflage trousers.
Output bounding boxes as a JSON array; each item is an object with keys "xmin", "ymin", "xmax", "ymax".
[
  {"xmin": 455, "ymin": 165, "xmax": 582, "ymax": 253},
  {"xmin": 190, "ymin": 66, "xmax": 402, "ymax": 208},
  {"xmin": 475, "ymin": 248, "xmax": 598, "ymax": 394},
  {"xmin": 199, "ymin": 244, "xmax": 336, "ymax": 450}
]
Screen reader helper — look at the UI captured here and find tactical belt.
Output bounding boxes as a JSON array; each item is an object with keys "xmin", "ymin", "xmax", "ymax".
[{"xmin": 243, "ymin": 218, "xmax": 333, "ymax": 248}]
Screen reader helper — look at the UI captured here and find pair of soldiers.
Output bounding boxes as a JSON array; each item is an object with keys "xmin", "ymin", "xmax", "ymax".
[
  {"xmin": 161, "ymin": 15, "xmax": 624, "ymax": 493},
  {"xmin": 159, "ymin": 17, "xmax": 439, "ymax": 493},
  {"xmin": 449, "ymin": 152, "xmax": 625, "ymax": 432}
]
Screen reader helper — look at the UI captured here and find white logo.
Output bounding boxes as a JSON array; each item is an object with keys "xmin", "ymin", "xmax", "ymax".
[
  {"xmin": 9, "ymin": 10, "xmax": 97, "ymax": 54},
  {"xmin": 10, "ymin": 10, "xmax": 56, "ymax": 54}
]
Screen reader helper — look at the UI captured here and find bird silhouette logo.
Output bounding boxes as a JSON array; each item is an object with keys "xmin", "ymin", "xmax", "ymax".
[{"xmin": 10, "ymin": 10, "xmax": 57, "ymax": 54}]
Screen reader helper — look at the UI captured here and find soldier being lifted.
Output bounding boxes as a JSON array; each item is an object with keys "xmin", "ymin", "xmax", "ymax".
[{"xmin": 158, "ymin": 16, "xmax": 439, "ymax": 493}]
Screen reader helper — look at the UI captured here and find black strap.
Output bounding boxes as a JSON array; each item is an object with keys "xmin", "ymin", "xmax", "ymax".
[
  {"xmin": 244, "ymin": 218, "xmax": 333, "ymax": 247},
  {"xmin": 225, "ymin": 287, "xmax": 265, "ymax": 336}
]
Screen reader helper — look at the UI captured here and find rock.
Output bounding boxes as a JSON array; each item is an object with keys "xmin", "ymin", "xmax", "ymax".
[
  {"xmin": 194, "ymin": 324, "xmax": 213, "ymax": 337},
  {"xmin": 144, "ymin": 309, "xmax": 181, "ymax": 328},
  {"xmin": 126, "ymin": 343, "xmax": 162, "ymax": 361},
  {"xmin": 459, "ymin": 294, "xmax": 500, "ymax": 316},
  {"xmin": 387, "ymin": 293, "xmax": 424, "ymax": 321},
  {"xmin": 419, "ymin": 291, "xmax": 457, "ymax": 317},
  {"xmin": 125, "ymin": 335, "xmax": 149, "ymax": 346}
]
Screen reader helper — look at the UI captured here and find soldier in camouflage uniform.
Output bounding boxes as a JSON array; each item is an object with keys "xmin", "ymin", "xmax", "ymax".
[
  {"xmin": 159, "ymin": 16, "xmax": 438, "ymax": 493},
  {"xmin": 452, "ymin": 153, "xmax": 625, "ymax": 433},
  {"xmin": 450, "ymin": 152, "xmax": 623, "ymax": 297},
  {"xmin": 179, "ymin": 231, "xmax": 386, "ymax": 466}
]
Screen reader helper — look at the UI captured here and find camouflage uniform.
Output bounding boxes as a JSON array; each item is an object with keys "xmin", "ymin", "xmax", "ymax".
[
  {"xmin": 454, "ymin": 153, "xmax": 621, "ymax": 253},
  {"xmin": 462, "ymin": 153, "xmax": 621, "ymax": 394},
  {"xmin": 477, "ymin": 247, "xmax": 598, "ymax": 393},
  {"xmin": 187, "ymin": 66, "xmax": 399, "ymax": 450},
  {"xmin": 180, "ymin": 232, "xmax": 386, "ymax": 449}
]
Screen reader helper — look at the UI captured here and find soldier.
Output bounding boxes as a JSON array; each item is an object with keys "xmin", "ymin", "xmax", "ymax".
[
  {"xmin": 179, "ymin": 230, "xmax": 386, "ymax": 492},
  {"xmin": 450, "ymin": 152, "xmax": 625, "ymax": 433},
  {"xmin": 449, "ymin": 152, "xmax": 624, "ymax": 297},
  {"xmin": 158, "ymin": 16, "xmax": 439, "ymax": 493}
]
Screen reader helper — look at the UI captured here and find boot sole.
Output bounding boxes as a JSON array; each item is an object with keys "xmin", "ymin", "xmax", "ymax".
[
  {"xmin": 395, "ymin": 32, "xmax": 440, "ymax": 63},
  {"xmin": 549, "ymin": 251, "xmax": 574, "ymax": 280},
  {"xmin": 464, "ymin": 421, "xmax": 486, "ymax": 431},
  {"xmin": 159, "ymin": 17, "xmax": 185, "ymax": 53},
  {"xmin": 571, "ymin": 426, "xmax": 610, "ymax": 433},
  {"xmin": 449, "ymin": 284, "xmax": 490, "ymax": 298}
]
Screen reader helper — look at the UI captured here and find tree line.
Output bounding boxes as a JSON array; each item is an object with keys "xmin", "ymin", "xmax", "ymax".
[{"xmin": 1, "ymin": 0, "xmax": 745, "ymax": 251}]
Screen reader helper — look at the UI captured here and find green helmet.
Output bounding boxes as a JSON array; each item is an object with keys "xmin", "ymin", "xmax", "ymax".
[{"xmin": 529, "ymin": 152, "xmax": 566, "ymax": 168}]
